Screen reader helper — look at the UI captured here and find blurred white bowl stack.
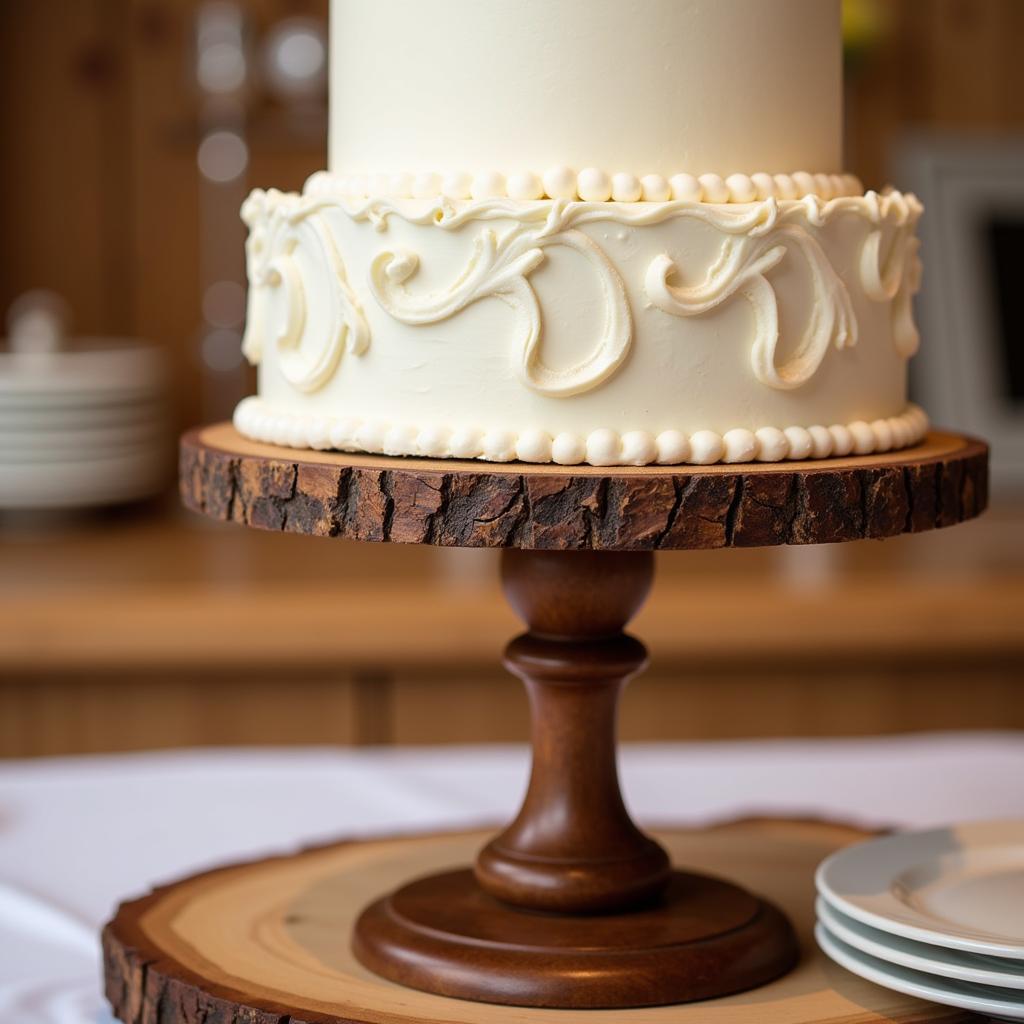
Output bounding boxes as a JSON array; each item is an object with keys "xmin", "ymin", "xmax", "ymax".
[
  {"xmin": 0, "ymin": 291, "xmax": 170, "ymax": 510},
  {"xmin": 816, "ymin": 821, "xmax": 1024, "ymax": 1022}
]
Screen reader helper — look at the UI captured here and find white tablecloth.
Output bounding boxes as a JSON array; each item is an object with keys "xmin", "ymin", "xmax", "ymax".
[{"xmin": 2, "ymin": 733, "xmax": 1023, "ymax": 1023}]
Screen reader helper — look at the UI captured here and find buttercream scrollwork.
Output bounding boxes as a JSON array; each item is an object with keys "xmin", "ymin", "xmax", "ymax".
[
  {"xmin": 241, "ymin": 189, "xmax": 369, "ymax": 392},
  {"xmin": 645, "ymin": 216, "xmax": 857, "ymax": 390},
  {"xmin": 331, "ymin": 187, "xmax": 922, "ymax": 399},
  {"xmin": 858, "ymin": 191, "xmax": 923, "ymax": 358},
  {"xmin": 365, "ymin": 205, "xmax": 633, "ymax": 398}
]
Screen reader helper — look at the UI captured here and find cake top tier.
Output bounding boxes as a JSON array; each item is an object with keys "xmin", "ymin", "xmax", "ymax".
[{"xmin": 329, "ymin": 0, "xmax": 842, "ymax": 182}]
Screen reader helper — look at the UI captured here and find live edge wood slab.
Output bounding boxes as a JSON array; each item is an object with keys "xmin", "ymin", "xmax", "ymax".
[
  {"xmin": 180, "ymin": 424, "xmax": 988, "ymax": 549},
  {"xmin": 138, "ymin": 424, "xmax": 988, "ymax": 1017},
  {"xmin": 103, "ymin": 821, "xmax": 970, "ymax": 1024}
]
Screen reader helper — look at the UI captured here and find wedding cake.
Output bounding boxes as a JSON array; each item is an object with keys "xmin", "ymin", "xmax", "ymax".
[{"xmin": 235, "ymin": 0, "xmax": 926, "ymax": 467}]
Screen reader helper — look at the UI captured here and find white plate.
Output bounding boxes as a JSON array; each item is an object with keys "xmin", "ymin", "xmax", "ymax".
[
  {"xmin": 0, "ymin": 338, "xmax": 167, "ymax": 395},
  {"xmin": 0, "ymin": 385, "xmax": 165, "ymax": 409},
  {"xmin": 817, "ymin": 923, "xmax": 1024, "ymax": 1022},
  {"xmin": 0, "ymin": 443, "xmax": 166, "ymax": 465},
  {"xmin": 0, "ymin": 406, "xmax": 167, "ymax": 433},
  {"xmin": 817, "ymin": 897, "xmax": 1024, "ymax": 989},
  {"xmin": 0, "ymin": 446, "xmax": 169, "ymax": 509},
  {"xmin": 817, "ymin": 821, "xmax": 1024, "ymax": 959},
  {"xmin": 0, "ymin": 420, "xmax": 167, "ymax": 456}
]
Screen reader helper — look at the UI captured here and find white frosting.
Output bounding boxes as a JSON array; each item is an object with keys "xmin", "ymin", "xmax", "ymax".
[
  {"xmin": 699, "ymin": 174, "xmax": 730, "ymax": 204},
  {"xmin": 240, "ymin": 189, "xmax": 369, "ymax": 393},
  {"xmin": 644, "ymin": 217, "xmax": 857, "ymax": 392},
  {"xmin": 640, "ymin": 175, "xmax": 671, "ymax": 203},
  {"xmin": 507, "ymin": 172, "xmax": 544, "ymax": 201},
  {"xmin": 542, "ymin": 166, "xmax": 578, "ymax": 202},
  {"xmin": 330, "ymin": 169, "xmax": 862, "ymax": 205},
  {"xmin": 723, "ymin": 429, "xmax": 758, "ymax": 464},
  {"xmin": 244, "ymin": 0, "xmax": 922, "ymax": 472},
  {"xmin": 235, "ymin": 398, "xmax": 928, "ymax": 468},
  {"xmin": 577, "ymin": 169, "xmax": 613, "ymax": 203},
  {"xmin": 329, "ymin": 0, "xmax": 841, "ymax": 180},
  {"xmin": 239, "ymin": 179, "xmax": 925, "ymax": 467},
  {"xmin": 611, "ymin": 173, "xmax": 642, "ymax": 204}
]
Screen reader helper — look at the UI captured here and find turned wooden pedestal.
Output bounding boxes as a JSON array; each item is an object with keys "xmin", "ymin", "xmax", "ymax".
[
  {"xmin": 353, "ymin": 547, "xmax": 797, "ymax": 1007},
  {"xmin": 102, "ymin": 425, "xmax": 989, "ymax": 1017}
]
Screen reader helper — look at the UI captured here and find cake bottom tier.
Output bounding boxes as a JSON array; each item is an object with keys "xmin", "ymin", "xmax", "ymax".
[{"xmin": 237, "ymin": 180, "xmax": 927, "ymax": 468}]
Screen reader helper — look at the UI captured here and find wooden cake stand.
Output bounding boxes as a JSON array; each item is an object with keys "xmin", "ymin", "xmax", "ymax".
[{"xmin": 104, "ymin": 424, "xmax": 987, "ymax": 1022}]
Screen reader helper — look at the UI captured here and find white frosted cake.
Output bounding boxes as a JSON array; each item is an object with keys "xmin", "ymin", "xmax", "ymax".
[{"xmin": 235, "ymin": 0, "xmax": 926, "ymax": 467}]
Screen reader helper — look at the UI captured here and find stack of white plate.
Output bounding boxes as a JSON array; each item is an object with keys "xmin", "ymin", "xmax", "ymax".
[
  {"xmin": 816, "ymin": 821, "xmax": 1024, "ymax": 1022},
  {"xmin": 0, "ymin": 337, "xmax": 170, "ymax": 510}
]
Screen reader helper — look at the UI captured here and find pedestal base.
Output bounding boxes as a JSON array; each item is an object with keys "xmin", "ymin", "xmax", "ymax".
[
  {"xmin": 354, "ymin": 867, "xmax": 797, "ymax": 1008},
  {"xmin": 103, "ymin": 821, "xmax": 968, "ymax": 1024}
]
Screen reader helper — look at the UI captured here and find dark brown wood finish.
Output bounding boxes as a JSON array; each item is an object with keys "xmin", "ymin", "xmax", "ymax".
[
  {"xmin": 144, "ymin": 424, "xmax": 990, "ymax": 1013},
  {"xmin": 352, "ymin": 547, "xmax": 798, "ymax": 1005},
  {"xmin": 475, "ymin": 550, "xmax": 669, "ymax": 912},
  {"xmin": 353, "ymin": 868, "xmax": 797, "ymax": 1008},
  {"xmin": 181, "ymin": 424, "xmax": 988, "ymax": 550}
]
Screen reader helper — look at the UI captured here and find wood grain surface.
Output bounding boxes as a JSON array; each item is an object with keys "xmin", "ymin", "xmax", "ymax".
[
  {"xmin": 103, "ymin": 820, "xmax": 970, "ymax": 1024},
  {"xmin": 180, "ymin": 425, "xmax": 988, "ymax": 551},
  {"xmin": 348, "ymin": 549, "xmax": 796, "ymax": 1008}
]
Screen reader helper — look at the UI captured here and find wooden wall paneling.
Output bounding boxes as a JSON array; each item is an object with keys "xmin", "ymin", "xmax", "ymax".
[
  {"xmin": 923, "ymin": 0, "xmax": 1006, "ymax": 127},
  {"xmin": 623, "ymin": 662, "xmax": 1024, "ymax": 740},
  {"xmin": 386, "ymin": 659, "xmax": 1024, "ymax": 748},
  {"xmin": 1, "ymin": 653, "xmax": 1021, "ymax": 758},
  {"xmin": 844, "ymin": 3, "xmax": 909, "ymax": 188},
  {"xmin": 126, "ymin": 0, "xmax": 330, "ymax": 432},
  {"xmin": 0, "ymin": 0, "xmax": 123, "ymax": 329},
  {"xmin": 996, "ymin": 0, "xmax": 1024, "ymax": 124},
  {"xmin": 127, "ymin": 1, "xmax": 203, "ymax": 430},
  {"xmin": 0, "ymin": 671, "xmax": 364, "ymax": 758},
  {"xmin": 844, "ymin": 0, "xmax": 1024, "ymax": 190},
  {"xmin": 350, "ymin": 671, "xmax": 395, "ymax": 746},
  {"xmin": 390, "ymin": 671, "xmax": 529, "ymax": 746},
  {"xmin": 98, "ymin": 0, "xmax": 137, "ymax": 335}
]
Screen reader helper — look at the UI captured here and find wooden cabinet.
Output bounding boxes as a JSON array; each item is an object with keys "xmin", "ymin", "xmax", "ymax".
[{"xmin": 1, "ymin": 504, "xmax": 1022, "ymax": 756}]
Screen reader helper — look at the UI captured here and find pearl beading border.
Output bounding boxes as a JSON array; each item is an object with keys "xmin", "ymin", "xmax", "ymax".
[
  {"xmin": 321, "ymin": 168, "xmax": 864, "ymax": 205},
  {"xmin": 234, "ymin": 398, "xmax": 929, "ymax": 468}
]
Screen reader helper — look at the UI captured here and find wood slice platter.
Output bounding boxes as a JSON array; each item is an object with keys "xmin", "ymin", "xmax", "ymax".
[
  {"xmin": 103, "ymin": 819, "xmax": 971, "ymax": 1024},
  {"xmin": 180, "ymin": 424, "xmax": 988, "ymax": 550}
]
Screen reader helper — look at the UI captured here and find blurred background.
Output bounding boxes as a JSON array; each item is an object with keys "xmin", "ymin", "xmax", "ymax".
[{"xmin": 0, "ymin": 0, "xmax": 1021, "ymax": 758}]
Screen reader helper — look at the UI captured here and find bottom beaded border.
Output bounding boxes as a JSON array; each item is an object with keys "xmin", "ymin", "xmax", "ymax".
[{"xmin": 233, "ymin": 397, "xmax": 929, "ymax": 469}]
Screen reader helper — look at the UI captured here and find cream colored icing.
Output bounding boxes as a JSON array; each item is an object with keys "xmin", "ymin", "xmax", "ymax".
[
  {"xmin": 242, "ymin": 189, "xmax": 369, "ymax": 392},
  {"xmin": 234, "ymin": 396, "xmax": 929, "ymax": 468},
  {"xmin": 303, "ymin": 178, "xmax": 920, "ymax": 395},
  {"xmin": 237, "ymin": 174, "xmax": 924, "ymax": 467},
  {"xmin": 329, "ymin": 0, "xmax": 842, "ymax": 180},
  {"xmin": 327, "ymin": 169, "xmax": 863, "ymax": 205},
  {"xmin": 368, "ymin": 225, "xmax": 632, "ymax": 399},
  {"xmin": 237, "ymin": 0, "xmax": 927, "ymax": 470}
]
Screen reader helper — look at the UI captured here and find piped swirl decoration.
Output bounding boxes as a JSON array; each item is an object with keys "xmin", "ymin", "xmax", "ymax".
[
  {"xmin": 367, "ymin": 214, "xmax": 632, "ymax": 397},
  {"xmin": 858, "ymin": 190, "xmax": 924, "ymax": 358},
  {"xmin": 234, "ymin": 396, "xmax": 930, "ymax": 468},
  {"xmin": 324, "ymin": 182, "xmax": 922, "ymax": 397},
  {"xmin": 646, "ymin": 223, "xmax": 856, "ymax": 390},
  {"xmin": 241, "ymin": 189, "xmax": 370, "ymax": 392}
]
